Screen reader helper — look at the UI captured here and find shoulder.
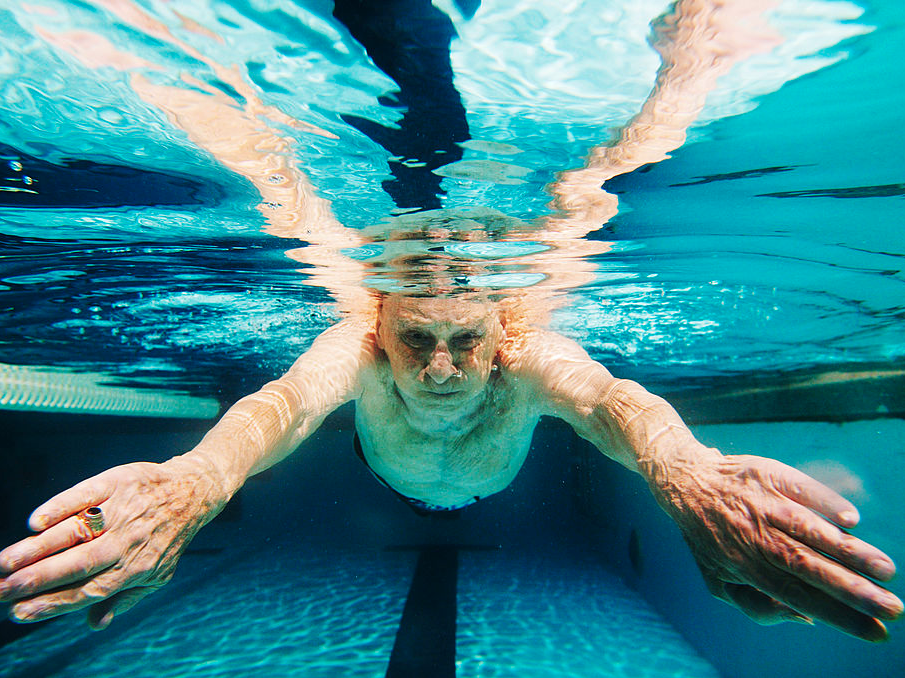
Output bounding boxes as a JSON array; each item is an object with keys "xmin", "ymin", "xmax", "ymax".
[
  {"xmin": 283, "ymin": 318, "xmax": 381, "ymax": 400},
  {"xmin": 498, "ymin": 327, "xmax": 591, "ymax": 373},
  {"xmin": 498, "ymin": 328, "xmax": 616, "ymax": 417}
]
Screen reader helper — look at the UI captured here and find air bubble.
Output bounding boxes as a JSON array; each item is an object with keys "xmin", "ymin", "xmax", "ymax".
[
  {"xmin": 9, "ymin": 161, "xmax": 23, "ymax": 172},
  {"xmin": 22, "ymin": 176, "xmax": 33, "ymax": 185}
]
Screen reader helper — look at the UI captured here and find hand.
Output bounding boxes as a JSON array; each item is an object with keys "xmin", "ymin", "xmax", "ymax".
[
  {"xmin": 0, "ymin": 457, "xmax": 227, "ymax": 630},
  {"xmin": 657, "ymin": 453, "xmax": 903, "ymax": 641}
]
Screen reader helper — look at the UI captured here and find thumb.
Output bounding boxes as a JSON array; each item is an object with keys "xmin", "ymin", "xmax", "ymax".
[{"xmin": 87, "ymin": 587, "xmax": 156, "ymax": 631}]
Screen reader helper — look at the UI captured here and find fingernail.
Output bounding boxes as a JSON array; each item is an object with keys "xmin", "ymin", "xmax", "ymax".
[
  {"xmin": 783, "ymin": 612, "xmax": 814, "ymax": 625},
  {"xmin": 10, "ymin": 604, "xmax": 34, "ymax": 622},
  {"xmin": 838, "ymin": 510, "xmax": 859, "ymax": 526},
  {"xmin": 879, "ymin": 593, "xmax": 904, "ymax": 618},
  {"xmin": 863, "ymin": 620, "xmax": 889, "ymax": 643},
  {"xmin": 870, "ymin": 558, "xmax": 895, "ymax": 580}
]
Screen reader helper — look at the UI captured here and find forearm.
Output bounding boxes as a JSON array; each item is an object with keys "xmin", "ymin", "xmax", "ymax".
[
  {"xmin": 173, "ymin": 321, "xmax": 370, "ymax": 504},
  {"xmin": 175, "ymin": 377, "xmax": 319, "ymax": 503},
  {"xmin": 595, "ymin": 379, "xmax": 721, "ymax": 491}
]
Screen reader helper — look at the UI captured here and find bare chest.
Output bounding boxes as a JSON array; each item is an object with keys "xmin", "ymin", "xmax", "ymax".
[{"xmin": 354, "ymin": 372, "xmax": 540, "ymax": 506}]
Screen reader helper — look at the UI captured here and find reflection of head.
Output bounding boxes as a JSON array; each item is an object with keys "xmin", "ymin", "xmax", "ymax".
[
  {"xmin": 353, "ymin": 207, "xmax": 546, "ymax": 299},
  {"xmin": 375, "ymin": 293, "xmax": 507, "ymax": 408}
]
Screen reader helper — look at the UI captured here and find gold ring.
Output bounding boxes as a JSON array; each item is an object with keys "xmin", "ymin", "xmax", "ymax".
[{"xmin": 77, "ymin": 506, "xmax": 105, "ymax": 537}]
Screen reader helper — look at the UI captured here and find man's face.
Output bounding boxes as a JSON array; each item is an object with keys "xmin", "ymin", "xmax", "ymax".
[{"xmin": 376, "ymin": 295, "xmax": 504, "ymax": 407}]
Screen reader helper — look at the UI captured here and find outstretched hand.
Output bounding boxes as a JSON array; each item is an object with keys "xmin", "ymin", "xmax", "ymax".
[
  {"xmin": 0, "ymin": 457, "xmax": 227, "ymax": 629},
  {"xmin": 658, "ymin": 452, "xmax": 902, "ymax": 641}
]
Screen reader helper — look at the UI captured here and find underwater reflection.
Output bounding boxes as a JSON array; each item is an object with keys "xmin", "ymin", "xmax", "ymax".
[{"xmin": 1, "ymin": 0, "xmax": 901, "ymax": 651}]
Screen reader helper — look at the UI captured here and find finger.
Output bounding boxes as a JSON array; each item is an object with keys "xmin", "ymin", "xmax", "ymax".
[
  {"xmin": 721, "ymin": 582, "xmax": 813, "ymax": 626},
  {"xmin": 0, "ymin": 514, "xmax": 103, "ymax": 577},
  {"xmin": 8, "ymin": 567, "xmax": 127, "ymax": 624},
  {"xmin": 762, "ymin": 528, "xmax": 903, "ymax": 621},
  {"xmin": 753, "ymin": 570, "xmax": 890, "ymax": 642},
  {"xmin": 769, "ymin": 464, "xmax": 859, "ymax": 527},
  {"xmin": 87, "ymin": 586, "xmax": 155, "ymax": 630},
  {"xmin": 28, "ymin": 472, "xmax": 116, "ymax": 532},
  {"xmin": 769, "ymin": 504, "xmax": 896, "ymax": 581},
  {"xmin": 1, "ymin": 537, "xmax": 120, "ymax": 604}
]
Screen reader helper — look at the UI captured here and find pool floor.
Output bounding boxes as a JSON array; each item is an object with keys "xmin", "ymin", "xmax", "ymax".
[{"xmin": 0, "ymin": 537, "xmax": 717, "ymax": 678}]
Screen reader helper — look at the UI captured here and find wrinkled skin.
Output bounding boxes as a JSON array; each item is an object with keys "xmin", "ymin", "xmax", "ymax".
[
  {"xmin": 0, "ymin": 457, "xmax": 225, "ymax": 629},
  {"xmin": 653, "ymin": 452, "xmax": 902, "ymax": 641},
  {"xmin": 1, "ymin": 371, "xmax": 902, "ymax": 640}
]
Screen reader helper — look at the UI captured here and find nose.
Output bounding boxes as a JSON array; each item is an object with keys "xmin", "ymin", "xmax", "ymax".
[{"xmin": 420, "ymin": 345, "xmax": 460, "ymax": 384}]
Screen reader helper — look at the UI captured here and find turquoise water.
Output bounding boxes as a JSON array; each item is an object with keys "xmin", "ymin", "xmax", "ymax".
[
  {"xmin": 1, "ymin": 0, "xmax": 904, "ymax": 676},
  {"xmin": 0, "ymin": 544, "xmax": 720, "ymax": 678},
  {"xmin": 1, "ymin": 0, "xmax": 901, "ymax": 396}
]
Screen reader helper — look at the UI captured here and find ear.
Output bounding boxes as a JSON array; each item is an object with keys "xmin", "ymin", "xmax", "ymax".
[
  {"xmin": 374, "ymin": 302, "xmax": 386, "ymax": 351},
  {"xmin": 374, "ymin": 308, "xmax": 386, "ymax": 350}
]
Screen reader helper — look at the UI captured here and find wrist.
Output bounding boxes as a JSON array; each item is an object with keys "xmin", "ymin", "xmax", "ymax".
[
  {"xmin": 166, "ymin": 449, "xmax": 241, "ymax": 523},
  {"xmin": 640, "ymin": 440, "xmax": 723, "ymax": 513}
]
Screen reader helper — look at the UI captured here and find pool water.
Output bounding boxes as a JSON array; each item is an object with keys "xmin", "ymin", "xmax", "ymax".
[
  {"xmin": 1, "ymin": 0, "xmax": 904, "ymax": 676},
  {"xmin": 0, "ymin": 543, "xmax": 719, "ymax": 678},
  {"xmin": 1, "ymin": 0, "xmax": 901, "ymax": 398}
]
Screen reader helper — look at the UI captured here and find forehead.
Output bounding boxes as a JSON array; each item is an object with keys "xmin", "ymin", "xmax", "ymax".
[{"xmin": 380, "ymin": 296, "xmax": 497, "ymax": 330}]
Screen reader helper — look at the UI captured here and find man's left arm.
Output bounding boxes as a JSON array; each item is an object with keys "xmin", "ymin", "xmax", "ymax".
[{"xmin": 509, "ymin": 330, "xmax": 903, "ymax": 641}]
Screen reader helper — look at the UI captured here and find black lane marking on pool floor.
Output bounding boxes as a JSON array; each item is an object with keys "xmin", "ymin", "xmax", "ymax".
[{"xmin": 386, "ymin": 545, "xmax": 458, "ymax": 678}]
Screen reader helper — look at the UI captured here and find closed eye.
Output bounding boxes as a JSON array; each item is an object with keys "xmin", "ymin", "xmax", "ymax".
[
  {"xmin": 401, "ymin": 331, "xmax": 433, "ymax": 349},
  {"xmin": 451, "ymin": 332, "xmax": 483, "ymax": 350}
]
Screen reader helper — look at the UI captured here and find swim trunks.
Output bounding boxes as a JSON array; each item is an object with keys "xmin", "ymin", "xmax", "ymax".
[{"xmin": 353, "ymin": 432, "xmax": 480, "ymax": 516}]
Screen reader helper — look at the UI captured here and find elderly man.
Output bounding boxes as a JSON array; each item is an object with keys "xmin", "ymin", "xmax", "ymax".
[
  {"xmin": 1, "ymin": 0, "xmax": 900, "ymax": 645},
  {"xmin": 0, "ymin": 292, "xmax": 901, "ymax": 642}
]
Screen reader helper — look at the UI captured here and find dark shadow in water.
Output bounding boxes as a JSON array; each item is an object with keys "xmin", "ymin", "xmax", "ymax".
[
  {"xmin": 331, "ymin": 0, "xmax": 472, "ymax": 212},
  {"xmin": 0, "ymin": 144, "xmax": 224, "ymax": 209},
  {"xmin": 0, "ymin": 629, "xmax": 88, "ymax": 678},
  {"xmin": 670, "ymin": 165, "xmax": 801, "ymax": 186},
  {"xmin": 452, "ymin": 0, "xmax": 482, "ymax": 19},
  {"xmin": 386, "ymin": 545, "xmax": 458, "ymax": 678},
  {"xmin": 0, "ymin": 619, "xmax": 48, "ymax": 652},
  {"xmin": 757, "ymin": 183, "xmax": 905, "ymax": 199}
]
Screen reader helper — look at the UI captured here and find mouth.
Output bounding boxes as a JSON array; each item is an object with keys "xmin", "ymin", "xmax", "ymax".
[{"xmin": 421, "ymin": 388, "xmax": 462, "ymax": 398}]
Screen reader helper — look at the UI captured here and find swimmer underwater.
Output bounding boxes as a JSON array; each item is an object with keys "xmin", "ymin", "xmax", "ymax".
[
  {"xmin": 0, "ymin": 290, "xmax": 902, "ymax": 640},
  {"xmin": 1, "ymin": 0, "xmax": 902, "ymax": 645}
]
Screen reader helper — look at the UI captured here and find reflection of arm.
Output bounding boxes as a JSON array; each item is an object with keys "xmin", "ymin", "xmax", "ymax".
[
  {"xmin": 181, "ymin": 320, "xmax": 373, "ymax": 500},
  {"xmin": 126, "ymin": 66, "xmax": 355, "ymax": 245},
  {"xmin": 41, "ymin": 0, "xmax": 359, "ymax": 246},
  {"xmin": 544, "ymin": 0, "xmax": 779, "ymax": 236},
  {"xmin": 41, "ymin": 1, "xmax": 373, "ymax": 311}
]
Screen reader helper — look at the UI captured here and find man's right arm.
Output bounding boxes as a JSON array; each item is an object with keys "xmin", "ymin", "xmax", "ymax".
[
  {"xmin": 0, "ymin": 319, "xmax": 375, "ymax": 629},
  {"xmin": 180, "ymin": 318, "xmax": 374, "ymax": 501}
]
